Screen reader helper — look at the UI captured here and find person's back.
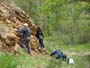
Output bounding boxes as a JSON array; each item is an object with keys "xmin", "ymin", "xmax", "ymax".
[
  {"xmin": 55, "ymin": 50, "xmax": 63, "ymax": 56},
  {"xmin": 50, "ymin": 49, "xmax": 67, "ymax": 59},
  {"xmin": 22, "ymin": 27, "xmax": 31, "ymax": 38},
  {"xmin": 16, "ymin": 26, "xmax": 31, "ymax": 39}
]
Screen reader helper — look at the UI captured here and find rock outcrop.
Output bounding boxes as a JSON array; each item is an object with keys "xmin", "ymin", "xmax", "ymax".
[{"xmin": 0, "ymin": 1, "xmax": 46, "ymax": 55}]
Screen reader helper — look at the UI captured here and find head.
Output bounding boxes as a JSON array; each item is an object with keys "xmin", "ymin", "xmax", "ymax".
[
  {"xmin": 37, "ymin": 26, "xmax": 41, "ymax": 31},
  {"xmin": 62, "ymin": 54, "xmax": 67, "ymax": 61},
  {"xmin": 23, "ymin": 23, "xmax": 28, "ymax": 27}
]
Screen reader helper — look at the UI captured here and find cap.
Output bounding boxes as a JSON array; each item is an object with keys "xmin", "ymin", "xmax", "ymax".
[
  {"xmin": 23, "ymin": 23, "xmax": 28, "ymax": 26},
  {"xmin": 67, "ymin": 58, "xmax": 74, "ymax": 65}
]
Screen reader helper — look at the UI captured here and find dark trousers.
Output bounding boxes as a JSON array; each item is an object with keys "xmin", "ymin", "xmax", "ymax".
[
  {"xmin": 19, "ymin": 37, "xmax": 31, "ymax": 54},
  {"xmin": 39, "ymin": 39, "xmax": 45, "ymax": 49}
]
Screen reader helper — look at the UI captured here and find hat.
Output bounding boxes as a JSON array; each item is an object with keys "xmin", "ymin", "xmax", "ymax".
[
  {"xmin": 23, "ymin": 23, "xmax": 28, "ymax": 26},
  {"xmin": 67, "ymin": 58, "xmax": 74, "ymax": 65}
]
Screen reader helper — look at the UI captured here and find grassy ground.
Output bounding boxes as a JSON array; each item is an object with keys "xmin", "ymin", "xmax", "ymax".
[
  {"xmin": 0, "ymin": 36, "xmax": 90, "ymax": 68},
  {"xmin": 0, "ymin": 44, "xmax": 90, "ymax": 68}
]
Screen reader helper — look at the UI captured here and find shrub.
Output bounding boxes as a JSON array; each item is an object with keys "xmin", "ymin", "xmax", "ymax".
[{"xmin": 0, "ymin": 53, "xmax": 18, "ymax": 68}]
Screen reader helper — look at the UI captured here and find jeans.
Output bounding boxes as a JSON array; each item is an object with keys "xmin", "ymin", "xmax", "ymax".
[
  {"xmin": 39, "ymin": 39, "xmax": 45, "ymax": 48},
  {"xmin": 19, "ymin": 37, "xmax": 31, "ymax": 54}
]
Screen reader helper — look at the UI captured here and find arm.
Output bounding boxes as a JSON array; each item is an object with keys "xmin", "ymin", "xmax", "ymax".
[
  {"xmin": 50, "ymin": 51, "xmax": 56, "ymax": 56},
  {"xmin": 16, "ymin": 28, "xmax": 25, "ymax": 33}
]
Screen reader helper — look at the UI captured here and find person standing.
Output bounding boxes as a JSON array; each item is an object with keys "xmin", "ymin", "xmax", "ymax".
[
  {"xmin": 35, "ymin": 26, "xmax": 45, "ymax": 49},
  {"xmin": 16, "ymin": 23, "xmax": 31, "ymax": 54}
]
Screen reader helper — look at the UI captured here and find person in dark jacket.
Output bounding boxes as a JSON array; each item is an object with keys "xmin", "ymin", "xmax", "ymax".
[
  {"xmin": 35, "ymin": 26, "xmax": 45, "ymax": 49},
  {"xmin": 50, "ymin": 49, "xmax": 67, "ymax": 60},
  {"xmin": 16, "ymin": 23, "xmax": 31, "ymax": 54}
]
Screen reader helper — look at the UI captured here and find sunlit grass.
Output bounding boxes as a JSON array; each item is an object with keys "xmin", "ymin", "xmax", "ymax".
[
  {"xmin": 0, "ymin": 37, "xmax": 90, "ymax": 68},
  {"xmin": 45, "ymin": 37, "xmax": 90, "ymax": 52},
  {"xmin": 0, "ymin": 53, "xmax": 18, "ymax": 68},
  {"xmin": 0, "ymin": 52, "xmax": 89, "ymax": 68}
]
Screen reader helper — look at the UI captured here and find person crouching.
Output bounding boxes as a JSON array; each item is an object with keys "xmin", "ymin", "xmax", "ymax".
[{"xmin": 50, "ymin": 49, "xmax": 67, "ymax": 60}]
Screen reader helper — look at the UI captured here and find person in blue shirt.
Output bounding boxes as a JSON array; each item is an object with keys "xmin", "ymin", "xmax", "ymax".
[
  {"xmin": 16, "ymin": 23, "xmax": 31, "ymax": 54},
  {"xmin": 50, "ymin": 49, "xmax": 67, "ymax": 60},
  {"xmin": 50, "ymin": 50, "xmax": 75, "ymax": 65}
]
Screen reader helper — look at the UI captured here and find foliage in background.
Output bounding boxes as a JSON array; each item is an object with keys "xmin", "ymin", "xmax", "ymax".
[
  {"xmin": 12, "ymin": 0, "xmax": 90, "ymax": 44},
  {"xmin": 4, "ymin": 0, "xmax": 90, "ymax": 45},
  {"xmin": 0, "ymin": 0, "xmax": 90, "ymax": 68}
]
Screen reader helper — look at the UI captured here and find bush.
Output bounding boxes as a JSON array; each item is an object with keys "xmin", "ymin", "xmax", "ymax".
[{"xmin": 0, "ymin": 53, "xmax": 18, "ymax": 68}]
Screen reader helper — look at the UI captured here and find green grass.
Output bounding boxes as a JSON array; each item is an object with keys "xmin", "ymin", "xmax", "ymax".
[
  {"xmin": 44, "ymin": 37, "xmax": 90, "ymax": 52},
  {"xmin": 0, "ymin": 37, "xmax": 90, "ymax": 68},
  {"xmin": 0, "ymin": 53, "xmax": 18, "ymax": 68},
  {"xmin": 73, "ymin": 55, "xmax": 90, "ymax": 68},
  {"xmin": 16, "ymin": 54, "xmax": 51, "ymax": 68},
  {"xmin": 0, "ymin": 53, "xmax": 51, "ymax": 68},
  {"xmin": 0, "ymin": 52, "xmax": 89, "ymax": 68}
]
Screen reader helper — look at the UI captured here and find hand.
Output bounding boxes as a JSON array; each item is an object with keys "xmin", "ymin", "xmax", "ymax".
[{"xmin": 14, "ymin": 28, "xmax": 17, "ymax": 31}]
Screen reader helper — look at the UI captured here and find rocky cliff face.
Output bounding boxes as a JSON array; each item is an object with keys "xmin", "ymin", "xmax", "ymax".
[{"xmin": 0, "ymin": 1, "xmax": 45, "ymax": 55}]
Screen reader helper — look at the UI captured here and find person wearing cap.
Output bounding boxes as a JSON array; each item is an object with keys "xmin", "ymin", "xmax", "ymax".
[
  {"xmin": 50, "ymin": 49, "xmax": 67, "ymax": 60},
  {"xmin": 50, "ymin": 49, "xmax": 75, "ymax": 65},
  {"xmin": 16, "ymin": 23, "xmax": 31, "ymax": 54}
]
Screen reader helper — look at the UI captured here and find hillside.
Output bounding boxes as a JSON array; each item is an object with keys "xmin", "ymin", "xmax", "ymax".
[
  {"xmin": 0, "ymin": 1, "xmax": 46, "ymax": 55},
  {"xmin": 0, "ymin": 0, "xmax": 90, "ymax": 68}
]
